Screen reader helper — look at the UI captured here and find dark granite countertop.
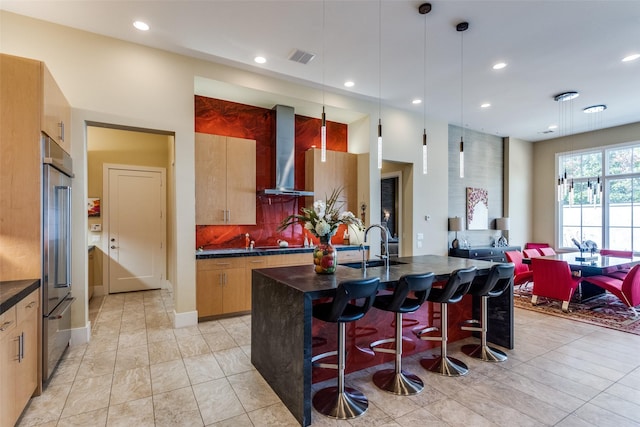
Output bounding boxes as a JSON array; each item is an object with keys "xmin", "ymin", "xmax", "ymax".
[
  {"xmin": 0, "ymin": 279, "xmax": 40, "ymax": 315},
  {"xmin": 196, "ymin": 244, "xmax": 367, "ymax": 259},
  {"xmin": 252, "ymin": 254, "xmax": 496, "ymax": 299}
]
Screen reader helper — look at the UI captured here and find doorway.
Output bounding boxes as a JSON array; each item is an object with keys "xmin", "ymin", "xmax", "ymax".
[
  {"xmin": 87, "ymin": 125, "xmax": 173, "ymax": 295},
  {"xmin": 381, "ymin": 172, "xmax": 401, "ymax": 257}
]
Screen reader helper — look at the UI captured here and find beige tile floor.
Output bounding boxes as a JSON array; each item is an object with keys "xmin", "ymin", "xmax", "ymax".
[{"xmin": 17, "ymin": 289, "xmax": 640, "ymax": 426}]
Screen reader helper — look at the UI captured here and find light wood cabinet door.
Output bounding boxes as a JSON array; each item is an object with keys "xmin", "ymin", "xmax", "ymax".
[
  {"xmin": 196, "ymin": 267, "xmax": 224, "ymax": 318},
  {"xmin": 15, "ymin": 289, "xmax": 39, "ymax": 416},
  {"xmin": 305, "ymin": 148, "xmax": 357, "ymax": 213},
  {"xmin": 197, "ymin": 258, "xmax": 248, "ymax": 318},
  {"xmin": 0, "ymin": 307, "xmax": 17, "ymax": 427},
  {"xmin": 245, "ymin": 256, "xmax": 269, "ymax": 311},
  {"xmin": 195, "ymin": 133, "xmax": 256, "ymax": 225},
  {"xmin": 226, "ymin": 137, "xmax": 256, "ymax": 225},
  {"xmin": 42, "ymin": 65, "xmax": 71, "ymax": 153},
  {"xmin": 221, "ymin": 267, "xmax": 248, "ymax": 314},
  {"xmin": 195, "ymin": 133, "xmax": 227, "ymax": 224}
]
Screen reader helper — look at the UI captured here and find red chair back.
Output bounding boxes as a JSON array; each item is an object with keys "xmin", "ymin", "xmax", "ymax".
[
  {"xmin": 525, "ymin": 242, "xmax": 550, "ymax": 250},
  {"xmin": 621, "ymin": 264, "xmax": 640, "ymax": 307},
  {"xmin": 538, "ymin": 247, "xmax": 556, "ymax": 256},
  {"xmin": 505, "ymin": 251, "xmax": 529, "ymax": 275},
  {"xmin": 600, "ymin": 249, "xmax": 633, "ymax": 258},
  {"xmin": 523, "ymin": 249, "xmax": 541, "ymax": 259},
  {"xmin": 531, "ymin": 258, "xmax": 580, "ymax": 302}
]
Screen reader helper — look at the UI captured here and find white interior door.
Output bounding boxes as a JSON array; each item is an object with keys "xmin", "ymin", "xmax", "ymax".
[{"xmin": 107, "ymin": 167, "xmax": 165, "ymax": 293}]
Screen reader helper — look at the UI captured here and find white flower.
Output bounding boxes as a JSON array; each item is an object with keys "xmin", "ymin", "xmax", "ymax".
[
  {"xmin": 315, "ymin": 219, "xmax": 331, "ymax": 236},
  {"xmin": 304, "ymin": 222, "xmax": 314, "ymax": 231},
  {"xmin": 339, "ymin": 211, "xmax": 355, "ymax": 221},
  {"xmin": 313, "ymin": 200, "xmax": 326, "ymax": 219}
]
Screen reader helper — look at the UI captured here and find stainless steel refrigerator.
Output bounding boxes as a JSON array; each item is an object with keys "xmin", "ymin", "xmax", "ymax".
[{"xmin": 42, "ymin": 135, "xmax": 75, "ymax": 382}]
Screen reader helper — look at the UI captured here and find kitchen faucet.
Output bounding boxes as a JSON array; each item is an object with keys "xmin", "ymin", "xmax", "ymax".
[{"xmin": 364, "ymin": 223, "xmax": 390, "ymax": 273}]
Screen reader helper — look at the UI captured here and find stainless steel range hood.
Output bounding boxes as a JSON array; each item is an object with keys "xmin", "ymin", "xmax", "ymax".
[{"xmin": 260, "ymin": 105, "xmax": 314, "ymax": 197}]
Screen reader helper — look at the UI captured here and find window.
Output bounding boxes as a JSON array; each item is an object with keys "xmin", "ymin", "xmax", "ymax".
[{"xmin": 558, "ymin": 143, "xmax": 640, "ymax": 252}]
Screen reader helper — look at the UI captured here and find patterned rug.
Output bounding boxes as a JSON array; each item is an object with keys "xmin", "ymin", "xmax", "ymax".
[{"xmin": 513, "ymin": 286, "xmax": 640, "ymax": 336}]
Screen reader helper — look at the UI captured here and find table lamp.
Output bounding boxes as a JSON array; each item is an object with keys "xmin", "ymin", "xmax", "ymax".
[
  {"xmin": 496, "ymin": 217, "xmax": 510, "ymax": 247},
  {"xmin": 449, "ymin": 217, "xmax": 463, "ymax": 248}
]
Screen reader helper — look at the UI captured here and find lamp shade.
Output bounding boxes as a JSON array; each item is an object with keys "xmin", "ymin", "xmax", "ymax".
[
  {"xmin": 449, "ymin": 217, "xmax": 463, "ymax": 232},
  {"xmin": 496, "ymin": 217, "xmax": 510, "ymax": 231}
]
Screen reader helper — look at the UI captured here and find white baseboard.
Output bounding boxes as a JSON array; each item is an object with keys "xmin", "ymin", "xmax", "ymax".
[
  {"xmin": 70, "ymin": 321, "xmax": 91, "ymax": 345},
  {"xmin": 163, "ymin": 279, "xmax": 173, "ymax": 292},
  {"xmin": 173, "ymin": 309, "xmax": 197, "ymax": 328}
]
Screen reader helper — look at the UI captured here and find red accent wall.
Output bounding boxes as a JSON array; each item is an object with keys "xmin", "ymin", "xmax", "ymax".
[{"xmin": 195, "ymin": 96, "xmax": 348, "ymax": 249}]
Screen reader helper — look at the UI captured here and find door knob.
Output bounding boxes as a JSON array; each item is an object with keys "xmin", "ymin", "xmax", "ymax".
[
  {"xmin": 110, "ymin": 245, "xmax": 117, "ymax": 249},
  {"xmin": 111, "ymin": 238, "xmax": 116, "ymax": 242}
]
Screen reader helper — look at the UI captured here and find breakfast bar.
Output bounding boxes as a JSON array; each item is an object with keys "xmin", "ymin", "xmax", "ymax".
[{"xmin": 251, "ymin": 255, "xmax": 505, "ymax": 426}]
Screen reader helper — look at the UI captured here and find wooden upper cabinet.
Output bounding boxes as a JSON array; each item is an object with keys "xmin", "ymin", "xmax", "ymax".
[
  {"xmin": 195, "ymin": 133, "xmax": 256, "ymax": 225},
  {"xmin": 305, "ymin": 148, "xmax": 357, "ymax": 213},
  {"xmin": 42, "ymin": 65, "xmax": 71, "ymax": 153}
]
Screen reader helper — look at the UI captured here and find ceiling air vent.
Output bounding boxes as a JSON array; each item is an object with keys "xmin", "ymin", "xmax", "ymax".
[{"xmin": 288, "ymin": 49, "xmax": 316, "ymax": 65}]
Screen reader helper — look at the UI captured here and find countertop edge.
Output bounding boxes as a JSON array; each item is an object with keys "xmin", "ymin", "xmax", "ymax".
[
  {"xmin": 196, "ymin": 245, "xmax": 368, "ymax": 259},
  {"xmin": 0, "ymin": 279, "xmax": 41, "ymax": 315}
]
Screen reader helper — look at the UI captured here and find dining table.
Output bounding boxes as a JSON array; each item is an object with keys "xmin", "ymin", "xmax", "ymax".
[{"xmin": 524, "ymin": 252, "xmax": 640, "ymax": 301}]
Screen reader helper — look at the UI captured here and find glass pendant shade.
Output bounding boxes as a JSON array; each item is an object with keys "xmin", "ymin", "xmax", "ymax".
[
  {"xmin": 422, "ymin": 130, "xmax": 428, "ymax": 175},
  {"xmin": 459, "ymin": 137, "xmax": 464, "ymax": 178},
  {"xmin": 377, "ymin": 119, "xmax": 383, "ymax": 169},
  {"xmin": 321, "ymin": 107, "xmax": 327, "ymax": 162}
]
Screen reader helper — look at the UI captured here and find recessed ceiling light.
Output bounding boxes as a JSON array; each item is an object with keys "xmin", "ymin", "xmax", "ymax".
[
  {"xmin": 412, "ymin": 99, "xmax": 422, "ymax": 105},
  {"xmin": 344, "ymin": 81, "xmax": 355, "ymax": 88},
  {"xmin": 548, "ymin": 124, "xmax": 558, "ymax": 130},
  {"xmin": 133, "ymin": 20, "xmax": 149, "ymax": 31},
  {"xmin": 622, "ymin": 53, "xmax": 640, "ymax": 62},
  {"xmin": 583, "ymin": 104, "xmax": 607, "ymax": 113},
  {"xmin": 492, "ymin": 62, "xmax": 507, "ymax": 70},
  {"xmin": 480, "ymin": 103, "xmax": 491, "ymax": 108},
  {"xmin": 254, "ymin": 56, "xmax": 266, "ymax": 64}
]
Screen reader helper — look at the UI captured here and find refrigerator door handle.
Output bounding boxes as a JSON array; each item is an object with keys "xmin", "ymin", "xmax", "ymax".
[
  {"xmin": 47, "ymin": 297, "xmax": 75, "ymax": 320},
  {"xmin": 54, "ymin": 185, "xmax": 72, "ymax": 288}
]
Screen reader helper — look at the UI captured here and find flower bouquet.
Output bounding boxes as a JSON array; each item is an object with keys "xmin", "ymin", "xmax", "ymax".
[{"xmin": 279, "ymin": 188, "xmax": 363, "ymax": 273}]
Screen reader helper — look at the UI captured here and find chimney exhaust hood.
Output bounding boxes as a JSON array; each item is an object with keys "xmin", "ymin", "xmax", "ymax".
[{"xmin": 260, "ymin": 105, "xmax": 314, "ymax": 197}]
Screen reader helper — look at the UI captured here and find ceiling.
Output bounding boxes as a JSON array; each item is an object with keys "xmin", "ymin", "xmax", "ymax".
[{"xmin": 3, "ymin": 1, "xmax": 640, "ymax": 142}]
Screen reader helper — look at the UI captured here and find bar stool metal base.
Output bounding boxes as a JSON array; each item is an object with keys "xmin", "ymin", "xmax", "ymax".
[
  {"xmin": 312, "ymin": 386, "xmax": 368, "ymax": 419},
  {"xmin": 420, "ymin": 355, "xmax": 469, "ymax": 377},
  {"xmin": 461, "ymin": 344, "xmax": 507, "ymax": 362},
  {"xmin": 372, "ymin": 369, "xmax": 424, "ymax": 395}
]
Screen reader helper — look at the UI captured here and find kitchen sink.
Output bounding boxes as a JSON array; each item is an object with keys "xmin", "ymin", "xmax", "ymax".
[{"xmin": 341, "ymin": 259, "xmax": 407, "ymax": 269}]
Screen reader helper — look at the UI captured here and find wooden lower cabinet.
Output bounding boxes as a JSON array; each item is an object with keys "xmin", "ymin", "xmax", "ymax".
[
  {"xmin": 0, "ymin": 288, "xmax": 40, "ymax": 427},
  {"xmin": 197, "ymin": 258, "xmax": 247, "ymax": 318}
]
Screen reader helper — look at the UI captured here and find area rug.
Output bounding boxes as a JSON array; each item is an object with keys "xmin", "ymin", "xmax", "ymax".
[{"xmin": 513, "ymin": 286, "xmax": 640, "ymax": 336}]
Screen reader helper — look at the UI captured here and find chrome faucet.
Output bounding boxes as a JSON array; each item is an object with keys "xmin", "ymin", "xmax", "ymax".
[{"xmin": 364, "ymin": 223, "xmax": 390, "ymax": 273}]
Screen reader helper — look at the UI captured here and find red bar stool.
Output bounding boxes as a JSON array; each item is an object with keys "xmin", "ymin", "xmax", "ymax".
[
  {"xmin": 415, "ymin": 266, "xmax": 477, "ymax": 377},
  {"xmin": 311, "ymin": 277, "xmax": 380, "ymax": 420},
  {"xmin": 369, "ymin": 272, "xmax": 435, "ymax": 395},
  {"xmin": 461, "ymin": 263, "xmax": 515, "ymax": 362}
]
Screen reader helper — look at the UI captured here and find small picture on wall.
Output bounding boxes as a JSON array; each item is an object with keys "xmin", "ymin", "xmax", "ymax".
[
  {"xmin": 88, "ymin": 198, "xmax": 101, "ymax": 217},
  {"xmin": 467, "ymin": 187, "xmax": 488, "ymax": 230}
]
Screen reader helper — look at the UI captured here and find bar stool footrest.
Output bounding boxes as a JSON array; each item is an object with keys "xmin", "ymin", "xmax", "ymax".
[
  {"xmin": 369, "ymin": 337, "xmax": 396, "ymax": 354},
  {"xmin": 312, "ymin": 386, "xmax": 368, "ymax": 419}
]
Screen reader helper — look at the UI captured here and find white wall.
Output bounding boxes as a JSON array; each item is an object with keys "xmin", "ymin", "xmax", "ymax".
[
  {"xmin": 504, "ymin": 137, "xmax": 533, "ymax": 248},
  {"xmin": 1, "ymin": 11, "xmax": 453, "ymax": 333}
]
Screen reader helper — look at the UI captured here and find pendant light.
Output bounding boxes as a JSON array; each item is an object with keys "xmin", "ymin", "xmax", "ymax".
[
  {"xmin": 320, "ymin": 0, "xmax": 327, "ymax": 162},
  {"xmin": 419, "ymin": 3, "xmax": 432, "ymax": 175},
  {"xmin": 554, "ymin": 91, "xmax": 579, "ymax": 204},
  {"xmin": 457, "ymin": 21, "xmax": 468, "ymax": 178},
  {"xmin": 377, "ymin": 0, "xmax": 383, "ymax": 169}
]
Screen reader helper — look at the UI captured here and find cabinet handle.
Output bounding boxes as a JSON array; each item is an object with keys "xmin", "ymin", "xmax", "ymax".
[
  {"xmin": 0, "ymin": 320, "xmax": 14, "ymax": 331},
  {"xmin": 19, "ymin": 332, "xmax": 24, "ymax": 362},
  {"xmin": 58, "ymin": 121, "xmax": 65, "ymax": 142},
  {"xmin": 227, "ymin": 210, "xmax": 231, "ymax": 223},
  {"xmin": 26, "ymin": 301, "xmax": 37, "ymax": 309}
]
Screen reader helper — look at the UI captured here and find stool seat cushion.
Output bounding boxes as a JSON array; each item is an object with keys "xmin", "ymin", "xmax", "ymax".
[
  {"xmin": 373, "ymin": 294, "xmax": 421, "ymax": 313},
  {"xmin": 313, "ymin": 302, "xmax": 370, "ymax": 323}
]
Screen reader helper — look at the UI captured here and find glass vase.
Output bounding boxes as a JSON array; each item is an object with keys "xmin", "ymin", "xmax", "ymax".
[{"xmin": 313, "ymin": 236, "xmax": 337, "ymax": 274}]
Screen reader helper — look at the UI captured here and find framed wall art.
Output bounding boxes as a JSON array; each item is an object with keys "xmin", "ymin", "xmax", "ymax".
[{"xmin": 466, "ymin": 187, "xmax": 488, "ymax": 230}]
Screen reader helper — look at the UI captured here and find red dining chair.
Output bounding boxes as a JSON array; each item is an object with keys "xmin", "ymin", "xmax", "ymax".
[
  {"xmin": 505, "ymin": 251, "xmax": 533, "ymax": 290},
  {"xmin": 522, "ymin": 248, "xmax": 541, "ymax": 259},
  {"xmin": 600, "ymin": 249, "xmax": 633, "ymax": 280},
  {"xmin": 525, "ymin": 243, "xmax": 550, "ymax": 250},
  {"xmin": 538, "ymin": 247, "xmax": 556, "ymax": 256},
  {"xmin": 531, "ymin": 258, "xmax": 582, "ymax": 312},
  {"xmin": 582, "ymin": 264, "xmax": 640, "ymax": 317}
]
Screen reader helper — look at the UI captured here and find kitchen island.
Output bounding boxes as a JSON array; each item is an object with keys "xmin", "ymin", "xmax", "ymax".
[{"xmin": 251, "ymin": 255, "xmax": 509, "ymax": 426}]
